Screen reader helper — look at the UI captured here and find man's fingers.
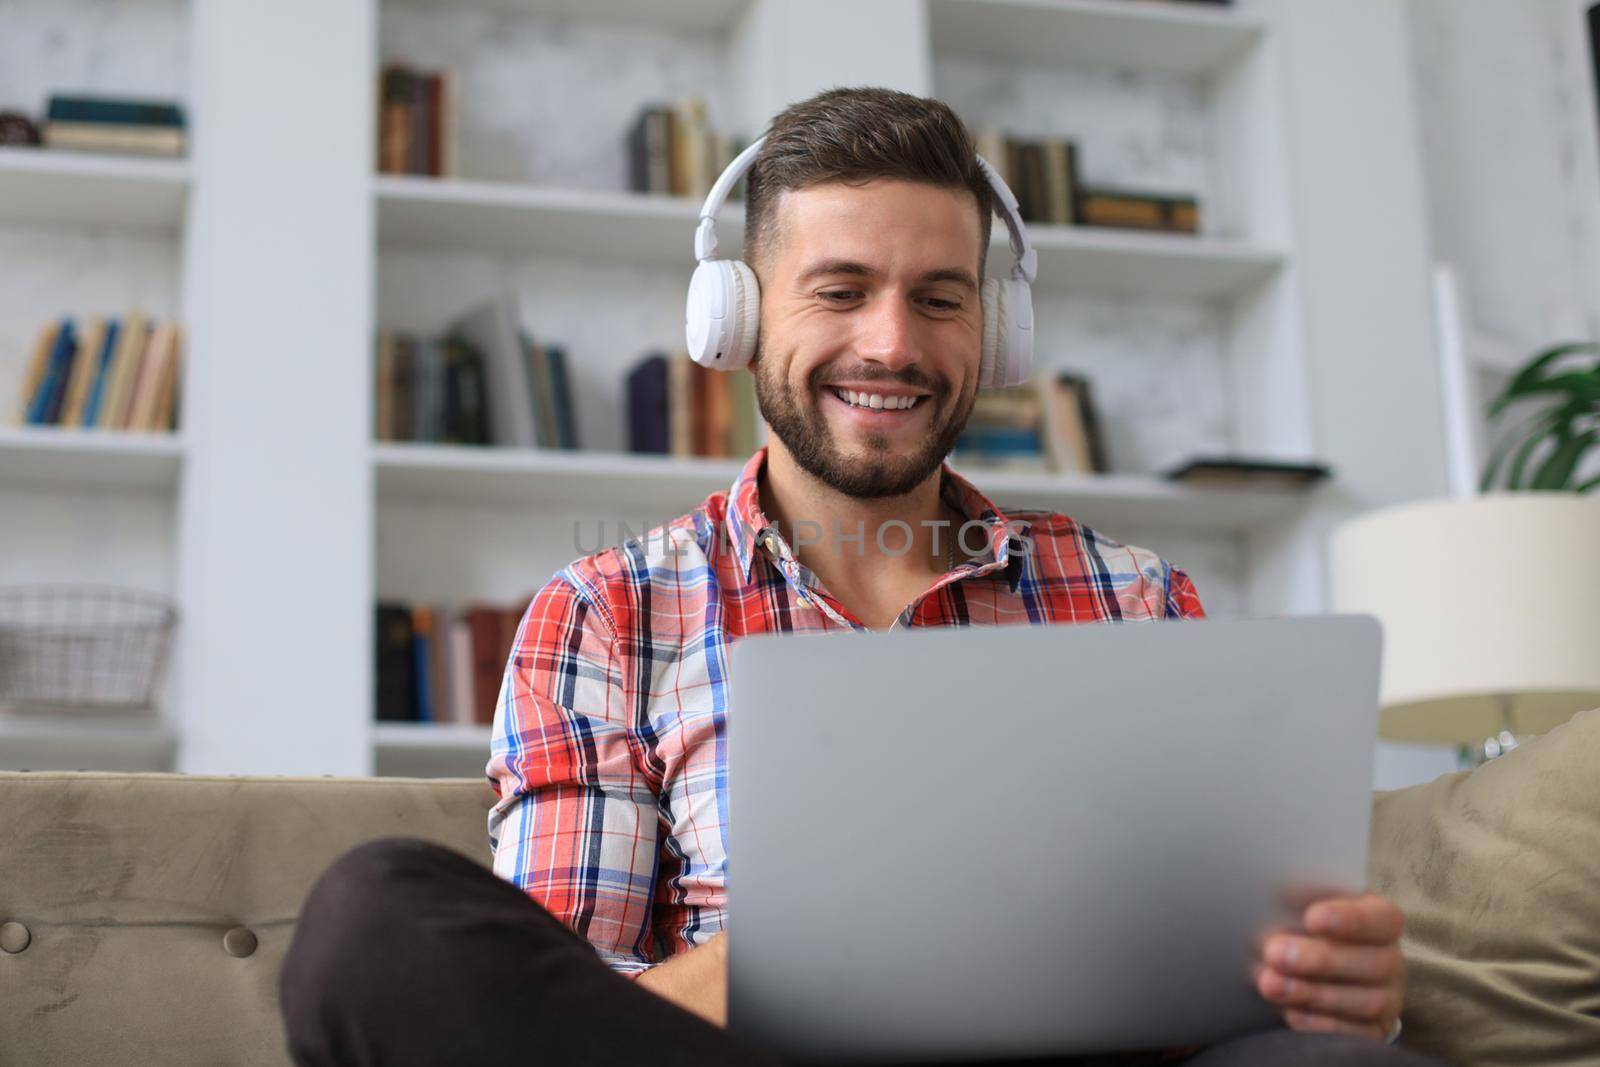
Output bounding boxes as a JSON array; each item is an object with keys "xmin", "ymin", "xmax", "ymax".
[
  {"xmin": 1282, "ymin": 1008, "xmax": 1388, "ymax": 1041},
  {"xmin": 1263, "ymin": 935, "xmax": 1404, "ymax": 984},
  {"xmin": 1256, "ymin": 966, "xmax": 1398, "ymax": 1026},
  {"xmin": 1304, "ymin": 893, "xmax": 1404, "ymax": 946}
]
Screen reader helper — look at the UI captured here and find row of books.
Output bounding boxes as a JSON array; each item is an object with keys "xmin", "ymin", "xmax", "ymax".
[
  {"xmin": 15, "ymin": 314, "xmax": 182, "ymax": 432},
  {"xmin": 628, "ymin": 98, "xmax": 746, "ymax": 201},
  {"xmin": 378, "ymin": 63, "xmax": 458, "ymax": 178},
  {"xmin": 375, "ymin": 598, "xmax": 532, "ymax": 726},
  {"xmin": 375, "ymin": 295, "xmax": 577, "ymax": 449},
  {"xmin": 0, "ymin": 94, "xmax": 187, "ymax": 157},
  {"xmin": 953, "ymin": 370, "xmax": 1108, "ymax": 475},
  {"xmin": 975, "ymin": 129, "xmax": 1200, "ymax": 235},
  {"xmin": 626, "ymin": 351, "xmax": 763, "ymax": 459}
]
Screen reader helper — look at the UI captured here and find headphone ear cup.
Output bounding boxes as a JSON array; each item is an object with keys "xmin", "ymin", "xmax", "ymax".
[
  {"xmin": 979, "ymin": 278, "xmax": 1006, "ymax": 390},
  {"xmin": 979, "ymin": 278, "xmax": 1035, "ymax": 390},
  {"xmin": 686, "ymin": 259, "xmax": 761, "ymax": 369},
  {"xmin": 727, "ymin": 259, "xmax": 760, "ymax": 368}
]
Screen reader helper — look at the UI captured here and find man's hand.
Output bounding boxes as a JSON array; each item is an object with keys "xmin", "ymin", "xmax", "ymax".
[{"xmin": 1255, "ymin": 893, "xmax": 1405, "ymax": 1040}]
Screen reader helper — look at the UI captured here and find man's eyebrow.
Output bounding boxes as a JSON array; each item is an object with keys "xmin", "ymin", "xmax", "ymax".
[{"xmin": 795, "ymin": 259, "xmax": 979, "ymax": 292}]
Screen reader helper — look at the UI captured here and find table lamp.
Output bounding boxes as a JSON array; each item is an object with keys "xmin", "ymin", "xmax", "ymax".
[{"xmin": 1328, "ymin": 494, "xmax": 1600, "ymax": 762}]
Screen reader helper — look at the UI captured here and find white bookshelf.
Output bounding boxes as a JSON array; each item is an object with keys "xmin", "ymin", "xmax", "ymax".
[
  {"xmin": 926, "ymin": 0, "xmax": 1266, "ymax": 74},
  {"xmin": 375, "ymin": 176, "xmax": 742, "ymax": 261},
  {"xmin": 375, "ymin": 175, "xmax": 1282, "ymax": 298},
  {"xmin": 7, "ymin": 0, "xmax": 1451, "ymax": 778},
  {"xmin": 373, "ymin": 721, "xmax": 492, "ymax": 778},
  {"xmin": 373, "ymin": 442, "xmax": 1305, "ymax": 533},
  {"xmin": 0, "ymin": 148, "xmax": 190, "ymax": 229},
  {"xmin": 0, "ymin": 426, "xmax": 185, "ymax": 493},
  {"xmin": 0, "ymin": 713, "xmax": 177, "ymax": 773}
]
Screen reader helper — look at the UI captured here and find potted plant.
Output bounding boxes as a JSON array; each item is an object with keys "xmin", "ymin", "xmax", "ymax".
[{"xmin": 1479, "ymin": 342, "xmax": 1600, "ymax": 493}]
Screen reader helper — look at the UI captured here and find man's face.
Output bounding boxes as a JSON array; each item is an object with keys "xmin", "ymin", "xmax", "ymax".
[{"xmin": 751, "ymin": 179, "xmax": 984, "ymax": 499}]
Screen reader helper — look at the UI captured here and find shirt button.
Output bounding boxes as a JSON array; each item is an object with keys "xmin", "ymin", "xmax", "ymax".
[
  {"xmin": 223, "ymin": 926, "xmax": 257, "ymax": 958},
  {"xmin": 1, "ymin": 921, "xmax": 31, "ymax": 954}
]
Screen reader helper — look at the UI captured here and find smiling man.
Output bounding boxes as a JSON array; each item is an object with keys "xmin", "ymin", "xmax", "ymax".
[{"xmin": 280, "ymin": 89, "xmax": 1439, "ymax": 1067}]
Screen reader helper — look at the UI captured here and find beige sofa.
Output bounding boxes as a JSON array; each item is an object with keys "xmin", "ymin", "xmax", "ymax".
[{"xmin": 4, "ymin": 708, "xmax": 1598, "ymax": 1067}]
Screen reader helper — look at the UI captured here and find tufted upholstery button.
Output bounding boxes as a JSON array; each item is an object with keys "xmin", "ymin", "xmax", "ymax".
[
  {"xmin": 223, "ymin": 926, "xmax": 257, "ymax": 958},
  {"xmin": 0, "ymin": 921, "xmax": 30, "ymax": 954}
]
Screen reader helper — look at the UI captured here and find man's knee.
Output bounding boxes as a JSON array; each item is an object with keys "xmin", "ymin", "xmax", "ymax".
[{"xmin": 282, "ymin": 839, "xmax": 465, "ymax": 1001}]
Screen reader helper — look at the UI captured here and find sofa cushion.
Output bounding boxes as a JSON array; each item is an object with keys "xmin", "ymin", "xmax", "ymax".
[
  {"xmin": 1368, "ymin": 706, "xmax": 1600, "ymax": 1066},
  {"xmin": 0, "ymin": 772, "xmax": 498, "ymax": 1067}
]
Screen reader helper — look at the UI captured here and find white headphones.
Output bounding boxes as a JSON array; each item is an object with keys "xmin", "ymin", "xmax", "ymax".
[{"xmin": 684, "ymin": 136, "xmax": 1038, "ymax": 390}]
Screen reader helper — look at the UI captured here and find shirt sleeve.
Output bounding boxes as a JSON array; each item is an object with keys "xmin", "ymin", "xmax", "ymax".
[
  {"xmin": 1166, "ymin": 565, "xmax": 1206, "ymax": 620},
  {"xmin": 485, "ymin": 574, "xmax": 662, "ymax": 976}
]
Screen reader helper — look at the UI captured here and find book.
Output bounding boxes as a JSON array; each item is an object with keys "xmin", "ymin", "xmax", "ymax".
[
  {"xmin": 1043, "ymin": 141, "xmax": 1078, "ymax": 225},
  {"xmin": 26, "ymin": 318, "xmax": 77, "ymax": 425},
  {"xmin": 1076, "ymin": 189, "xmax": 1201, "ymax": 234},
  {"xmin": 1163, "ymin": 457, "xmax": 1332, "ymax": 490},
  {"xmin": 629, "ymin": 107, "xmax": 674, "ymax": 195},
  {"xmin": 16, "ymin": 320, "xmax": 60, "ymax": 425},
  {"xmin": 79, "ymin": 319, "xmax": 121, "ymax": 427},
  {"xmin": 377, "ymin": 64, "xmax": 455, "ymax": 178},
  {"xmin": 446, "ymin": 613, "xmax": 476, "ymax": 725},
  {"xmin": 379, "ymin": 66, "xmax": 414, "ymax": 174},
  {"xmin": 149, "ymin": 329, "xmax": 182, "ymax": 431},
  {"xmin": 668, "ymin": 351, "xmax": 693, "ymax": 457},
  {"xmin": 441, "ymin": 336, "xmax": 491, "ymax": 445},
  {"xmin": 375, "ymin": 603, "xmax": 417, "ymax": 722},
  {"xmin": 446, "ymin": 295, "xmax": 539, "ymax": 448},
  {"xmin": 45, "ymin": 95, "xmax": 185, "ymax": 128},
  {"xmin": 126, "ymin": 323, "xmax": 178, "ymax": 431},
  {"xmin": 42, "ymin": 121, "xmax": 185, "ymax": 156},
  {"xmin": 544, "ymin": 345, "xmax": 577, "ymax": 449},
  {"xmin": 465, "ymin": 605, "xmax": 508, "ymax": 726},
  {"xmin": 412, "ymin": 606, "xmax": 436, "ymax": 723},
  {"xmin": 1038, "ymin": 371, "xmax": 1095, "ymax": 475},
  {"xmin": 375, "ymin": 331, "xmax": 396, "ymax": 440},
  {"xmin": 626, "ymin": 352, "xmax": 671, "ymax": 454},
  {"xmin": 42, "ymin": 95, "xmax": 186, "ymax": 157},
  {"xmin": 99, "ymin": 312, "xmax": 150, "ymax": 429},
  {"xmin": 520, "ymin": 332, "xmax": 557, "ymax": 449},
  {"xmin": 59, "ymin": 317, "xmax": 107, "ymax": 427},
  {"xmin": 1055, "ymin": 372, "xmax": 1108, "ymax": 473}
]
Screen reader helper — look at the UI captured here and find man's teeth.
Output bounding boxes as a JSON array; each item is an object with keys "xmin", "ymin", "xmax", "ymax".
[{"xmin": 833, "ymin": 389, "xmax": 921, "ymax": 411}]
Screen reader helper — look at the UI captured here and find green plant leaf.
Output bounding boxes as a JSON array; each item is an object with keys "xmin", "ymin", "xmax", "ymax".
[
  {"xmin": 1575, "ymin": 472, "xmax": 1600, "ymax": 494},
  {"xmin": 1503, "ymin": 342, "xmax": 1600, "ymax": 397},
  {"xmin": 1506, "ymin": 422, "xmax": 1561, "ymax": 490},
  {"xmin": 1488, "ymin": 370, "xmax": 1600, "ymax": 418},
  {"xmin": 1531, "ymin": 430, "xmax": 1599, "ymax": 490},
  {"xmin": 1482, "ymin": 407, "xmax": 1565, "ymax": 490}
]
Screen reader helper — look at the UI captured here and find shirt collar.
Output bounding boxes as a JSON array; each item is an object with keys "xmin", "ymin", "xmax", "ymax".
[{"xmin": 725, "ymin": 447, "xmax": 1030, "ymax": 585}]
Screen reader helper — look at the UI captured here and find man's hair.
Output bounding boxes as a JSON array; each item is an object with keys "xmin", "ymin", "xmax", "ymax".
[{"xmin": 743, "ymin": 86, "xmax": 996, "ymax": 281}]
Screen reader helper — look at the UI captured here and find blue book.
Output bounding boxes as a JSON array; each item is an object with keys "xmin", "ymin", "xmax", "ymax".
[
  {"xmin": 80, "ymin": 319, "xmax": 120, "ymax": 427},
  {"xmin": 545, "ymin": 345, "xmax": 577, "ymax": 449},
  {"xmin": 26, "ymin": 318, "xmax": 76, "ymax": 425},
  {"xmin": 412, "ymin": 629, "xmax": 434, "ymax": 723},
  {"xmin": 46, "ymin": 95, "xmax": 186, "ymax": 128},
  {"xmin": 957, "ymin": 427, "xmax": 1043, "ymax": 453}
]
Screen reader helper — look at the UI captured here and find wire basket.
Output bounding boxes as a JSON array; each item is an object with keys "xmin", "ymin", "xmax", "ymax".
[{"xmin": 0, "ymin": 586, "xmax": 177, "ymax": 714}]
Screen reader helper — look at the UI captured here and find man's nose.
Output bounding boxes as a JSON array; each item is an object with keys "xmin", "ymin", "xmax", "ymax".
[{"xmin": 854, "ymin": 294, "xmax": 921, "ymax": 374}]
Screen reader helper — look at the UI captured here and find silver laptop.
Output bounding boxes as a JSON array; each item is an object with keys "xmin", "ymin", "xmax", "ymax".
[{"xmin": 726, "ymin": 615, "xmax": 1381, "ymax": 1063}]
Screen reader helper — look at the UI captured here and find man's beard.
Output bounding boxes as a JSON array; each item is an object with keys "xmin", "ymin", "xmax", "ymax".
[{"xmin": 751, "ymin": 346, "xmax": 975, "ymax": 499}]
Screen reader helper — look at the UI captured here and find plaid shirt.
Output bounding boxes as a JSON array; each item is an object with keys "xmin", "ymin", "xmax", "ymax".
[{"xmin": 486, "ymin": 447, "xmax": 1205, "ymax": 975}]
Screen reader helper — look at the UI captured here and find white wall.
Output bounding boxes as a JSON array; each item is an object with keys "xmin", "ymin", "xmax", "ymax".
[{"xmin": 1408, "ymin": 0, "xmax": 1600, "ymax": 370}]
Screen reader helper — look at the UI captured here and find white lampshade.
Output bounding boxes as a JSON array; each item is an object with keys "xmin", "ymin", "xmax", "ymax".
[{"xmin": 1328, "ymin": 494, "xmax": 1600, "ymax": 744}]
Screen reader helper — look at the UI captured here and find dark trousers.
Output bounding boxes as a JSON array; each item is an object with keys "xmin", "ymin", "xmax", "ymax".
[{"xmin": 280, "ymin": 838, "xmax": 1446, "ymax": 1067}]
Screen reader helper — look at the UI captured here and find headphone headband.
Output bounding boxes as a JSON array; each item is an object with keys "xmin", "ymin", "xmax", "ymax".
[{"xmin": 693, "ymin": 134, "xmax": 1037, "ymax": 286}]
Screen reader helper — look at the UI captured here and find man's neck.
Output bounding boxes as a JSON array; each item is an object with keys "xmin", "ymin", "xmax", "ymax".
[{"xmin": 758, "ymin": 443, "xmax": 968, "ymax": 620}]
